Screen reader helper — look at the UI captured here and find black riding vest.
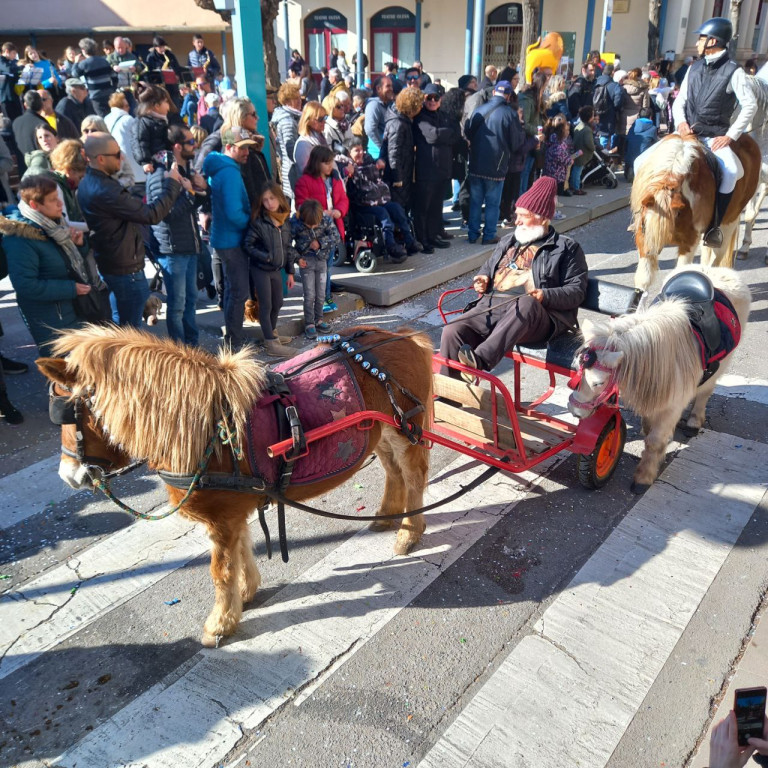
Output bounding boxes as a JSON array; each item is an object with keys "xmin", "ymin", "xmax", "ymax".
[{"xmin": 684, "ymin": 55, "xmax": 740, "ymax": 138}]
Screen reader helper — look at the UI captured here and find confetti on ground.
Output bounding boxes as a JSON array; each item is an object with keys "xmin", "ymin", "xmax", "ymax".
[
  {"xmin": 356, "ymin": 505, "xmax": 366, "ymax": 512},
  {"xmin": 70, "ymin": 585, "xmax": 79, "ymax": 595},
  {"xmin": 459, "ymin": 638, "xmax": 467, "ymax": 644},
  {"xmin": 164, "ymin": 598, "xmax": 181, "ymax": 606},
  {"xmin": 0, "ymin": 575, "xmax": 11, "ymax": 580},
  {"xmin": 354, "ymin": 482, "xmax": 364, "ymax": 489}
]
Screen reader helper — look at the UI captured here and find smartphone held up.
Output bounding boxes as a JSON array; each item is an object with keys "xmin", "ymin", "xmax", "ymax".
[{"xmin": 734, "ymin": 686, "xmax": 767, "ymax": 747}]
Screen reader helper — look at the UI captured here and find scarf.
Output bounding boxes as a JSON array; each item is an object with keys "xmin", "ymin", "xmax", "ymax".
[
  {"xmin": 18, "ymin": 200, "xmax": 105, "ymax": 289},
  {"xmin": 268, "ymin": 210, "xmax": 289, "ymax": 227},
  {"xmin": 148, "ymin": 110, "xmax": 169, "ymax": 123}
]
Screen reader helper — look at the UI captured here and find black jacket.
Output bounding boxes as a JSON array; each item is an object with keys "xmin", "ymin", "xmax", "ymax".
[
  {"xmin": 77, "ymin": 166, "xmax": 181, "ymax": 275},
  {"xmin": 133, "ymin": 114, "xmax": 171, "ymax": 166},
  {"xmin": 194, "ymin": 129, "xmax": 271, "ymax": 206},
  {"xmin": 12, "ymin": 110, "xmax": 48, "ymax": 156},
  {"xmin": 55, "ymin": 96, "xmax": 96, "ymax": 131},
  {"xmin": 242, "ymin": 213, "xmax": 296, "ymax": 273},
  {"xmin": 593, "ymin": 74, "xmax": 624, "ymax": 134},
  {"xmin": 53, "ymin": 112, "xmax": 80, "ymax": 141},
  {"xmin": 473, "ymin": 227, "xmax": 588, "ymax": 337},
  {"xmin": 381, "ymin": 110, "xmax": 414, "ymax": 187},
  {"xmin": 567, "ymin": 77, "xmax": 594, "ymax": 119},
  {"xmin": 413, "ymin": 108, "xmax": 458, "ymax": 183},
  {"xmin": 146, "ymin": 163, "xmax": 204, "ymax": 256},
  {"xmin": 0, "ymin": 55, "xmax": 20, "ymax": 105},
  {"xmin": 465, "ymin": 95, "xmax": 524, "ymax": 179}
]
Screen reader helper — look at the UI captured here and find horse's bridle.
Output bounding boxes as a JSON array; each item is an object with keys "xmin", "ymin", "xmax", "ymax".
[
  {"xmin": 567, "ymin": 346, "xmax": 620, "ymax": 413},
  {"xmin": 48, "ymin": 382, "xmax": 146, "ymax": 483}
]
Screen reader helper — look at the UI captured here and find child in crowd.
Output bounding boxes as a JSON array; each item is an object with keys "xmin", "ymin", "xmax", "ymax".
[
  {"xmin": 242, "ymin": 182, "xmax": 297, "ymax": 358},
  {"xmin": 134, "ymin": 85, "xmax": 174, "ymax": 174},
  {"xmin": 345, "ymin": 136, "xmax": 419, "ymax": 260},
  {"xmin": 570, "ymin": 106, "xmax": 597, "ymax": 195},
  {"xmin": 294, "ymin": 144, "xmax": 348, "ymax": 312},
  {"xmin": 292, "ymin": 200, "xmax": 340, "ymax": 339},
  {"xmin": 542, "ymin": 113, "xmax": 574, "ymax": 197},
  {"xmin": 624, "ymin": 107, "xmax": 658, "ymax": 183}
]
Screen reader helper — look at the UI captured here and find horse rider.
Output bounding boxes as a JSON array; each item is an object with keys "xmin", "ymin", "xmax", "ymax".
[
  {"xmin": 672, "ymin": 17, "xmax": 757, "ymax": 247},
  {"xmin": 439, "ymin": 176, "xmax": 588, "ymax": 380}
]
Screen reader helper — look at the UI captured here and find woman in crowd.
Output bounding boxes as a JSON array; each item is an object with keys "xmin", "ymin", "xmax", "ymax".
[
  {"xmin": 22, "ymin": 124, "xmax": 58, "ymax": 179},
  {"xmin": 104, "ymin": 91, "xmax": 145, "ymax": 192},
  {"xmin": 2, "ymin": 175, "xmax": 104, "ymax": 355},
  {"xmin": 43, "ymin": 139, "xmax": 89, "ymax": 231},
  {"xmin": 382, "ymin": 87, "xmax": 423, "ymax": 213},
  {"xmin": 19, "ymin": 46, "xmax": 63, "ymax": 99},
  {"xmin": 271, "ymin": 82, "xmax": 302, "ymax": 201},
  {"xmin": 622, "ymin": 67, "xmax": 650, "ymax": 135},
  {"xmin": 545, "ymin": 74, "xmax": 571, "ymax": 122},
  {"xmin": 323, "ymin": 91, "xmax": 354, "ymax": 176},
  {"xmin": 436, "ymin": 86, "xmax": 466, "ymax": 230},
  {"xmin": 412, "ymin": 85, "xmax": 458, "ymax": 253},
  {"xmin": 144, "ymin": 37, "xmax": 183, "ymax": 106},
  {"xmin": 293, "ymin": 102, "xmax": 329, "ymax": 177},
  {"xmin": 242, "ymin": 182, "xmax": 297, "ymax": 358},
  {"xmin": 517, "ymin": 70, "xmax": 549, "ymax": 193}
]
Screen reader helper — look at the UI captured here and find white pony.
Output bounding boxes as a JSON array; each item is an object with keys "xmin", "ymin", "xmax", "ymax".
[{"xmin": 568, "ymin": 266, "xmax": 751, "ymax": 493}]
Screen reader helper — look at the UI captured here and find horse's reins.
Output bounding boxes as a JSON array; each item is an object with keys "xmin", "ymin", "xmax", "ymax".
[{"xmin": 567, "ymin": 346, "xmax": 620, "ymax": 412}]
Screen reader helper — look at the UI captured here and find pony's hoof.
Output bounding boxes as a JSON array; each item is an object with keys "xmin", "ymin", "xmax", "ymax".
[
  {"xmin": 394, "ymin": 532, "xmax": 421, "ymax": 555},
  {"xmin": 677, "ymin": 421, "xmax": 701, "ymax": 438},
  {"xmin": 369, "ymin": 518, "xmax": 395, "ymax": 532},
  {"xmin": 630, "ymin": 480, "xmax": 651, "ymax": 495},
  {"xmin": 201, "ymin": 631, "xmax": 223, "ymax": 648}
]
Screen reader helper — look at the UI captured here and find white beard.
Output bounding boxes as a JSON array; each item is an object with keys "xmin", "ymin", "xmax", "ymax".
[{"xmin": 515, "ymin": 223, "xmax": 549, "ymax": 245}]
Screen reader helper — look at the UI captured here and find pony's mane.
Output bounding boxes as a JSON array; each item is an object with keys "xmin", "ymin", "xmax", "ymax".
[
  {"xmin": 583, "ymin": 298, "xmax": 702, "ymax": 414},
  {"xmin": 51, "ymin": 325, "xmax": 268, "ymax": 474}
]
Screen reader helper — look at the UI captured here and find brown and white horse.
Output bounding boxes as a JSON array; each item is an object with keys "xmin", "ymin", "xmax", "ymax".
[
  {"xmin": 631, "ymin": 133, "xmax": 762, "ymax": 296},
  {"xmin": 37, "ymin": 324, "xmax": 433, "ymax": 647},
  {"xmin": 568, "ymin": 266, "xmax": 750, "ymax": 493}
]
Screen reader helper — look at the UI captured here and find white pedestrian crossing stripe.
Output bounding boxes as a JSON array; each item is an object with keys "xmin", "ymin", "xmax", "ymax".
[{"xmin": 419, "ymin": 430, "xmax": 768, "ymax": 767}]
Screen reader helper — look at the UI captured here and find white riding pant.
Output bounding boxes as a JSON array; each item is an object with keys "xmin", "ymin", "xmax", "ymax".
[
  {"xmin": 702, "ymin": 138, "xmax": 744, "ymax": 194},
  {"xmin": 633, "ymin": 137, "xmax": 744, "ymax": 193}
]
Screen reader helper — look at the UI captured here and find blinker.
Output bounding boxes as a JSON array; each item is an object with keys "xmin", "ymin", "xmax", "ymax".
[{"xmin": 580, "ymin": 348, "xmax": 598, "ymax": 369}]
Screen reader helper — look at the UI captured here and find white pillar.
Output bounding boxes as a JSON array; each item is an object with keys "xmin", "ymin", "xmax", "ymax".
[{"xmin": 662, "ymin": 0, "xmax": 693, "ymax": 54}]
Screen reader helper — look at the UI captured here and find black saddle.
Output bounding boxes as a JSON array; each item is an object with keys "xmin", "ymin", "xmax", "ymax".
[{"xmin": 661, "ymin": 270, "xmax": 721, "ymax": 353}]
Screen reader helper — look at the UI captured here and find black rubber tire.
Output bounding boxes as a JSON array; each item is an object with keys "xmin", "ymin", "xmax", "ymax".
[
  {"xmin": 332, "ymin": 248, "xmax": 347, "ymax": 267},
  {"xmin": 577, "ymin": 414, "xmax": 627, "ymax": 489},
  {"xmin": 355, "ymin": 249, "xmax": 377, "ymax": 273}
]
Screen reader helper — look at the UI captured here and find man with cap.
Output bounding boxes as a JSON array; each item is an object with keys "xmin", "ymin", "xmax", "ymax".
[
  {"xmin": 464, "ymin": 79, "xmax": 524, "ymax": 246},
  {"xmin": 671, "ymin": 17, "xmax": 757, "ymax": 246},
  {"xmin": 56, "ymin": 78, "xmax": 96, "ymax": 129},
  {"xmin": 439, "ymin": 176, "xmax": 588, "ymax": 379},
  {"xmin": 202, "ymin": 127, "xmax": 255, "ymax": 350}
]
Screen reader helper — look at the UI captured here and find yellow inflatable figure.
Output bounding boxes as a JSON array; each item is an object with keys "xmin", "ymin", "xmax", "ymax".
[{"xmin": 524, "ymin": 32, "xmax": 564, "ymax": 83}]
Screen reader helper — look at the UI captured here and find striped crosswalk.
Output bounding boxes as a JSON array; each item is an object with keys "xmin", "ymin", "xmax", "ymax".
[{"xmin": 1, "ymin": 378, "xmax": 767, "ymax": 767}]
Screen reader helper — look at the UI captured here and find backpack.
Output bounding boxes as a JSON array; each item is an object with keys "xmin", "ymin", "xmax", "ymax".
[{"xmin": 592, "ymin": 82, "xmax": 610, "ymax": 115}]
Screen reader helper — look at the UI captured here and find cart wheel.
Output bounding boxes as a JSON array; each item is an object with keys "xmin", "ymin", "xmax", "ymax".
[
  {"xmin": 355, "ymin": 249, "xmax": 377, "ymax": 273},
  {"xmin": 577, "ymin": 414, "xmax": 626, "ymax": 489}
]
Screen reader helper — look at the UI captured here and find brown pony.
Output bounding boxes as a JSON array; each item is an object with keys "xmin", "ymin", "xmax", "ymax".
[
  {"xmin": 630, "ymin": 133, "xmax": 761, "ymax": 297},
  {"xmin": 37, "ymin": 324, "xmax": 433, "ymax": 647}
]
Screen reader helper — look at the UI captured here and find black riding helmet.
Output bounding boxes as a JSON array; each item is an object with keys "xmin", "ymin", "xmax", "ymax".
[{"xmin": 695, "ymin": 17, "xmax": 733, "ymax": 48}]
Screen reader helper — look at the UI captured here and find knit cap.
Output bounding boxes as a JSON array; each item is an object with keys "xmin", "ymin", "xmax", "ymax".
[{"xmin": 515, "ymin": 175, "xmax": 557, "ymax": 220}]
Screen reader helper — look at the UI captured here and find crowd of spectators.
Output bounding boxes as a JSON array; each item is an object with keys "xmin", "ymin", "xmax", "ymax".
[{"xmin": 0, "ymin": 36, "xmax": 687, "ymax": 423}]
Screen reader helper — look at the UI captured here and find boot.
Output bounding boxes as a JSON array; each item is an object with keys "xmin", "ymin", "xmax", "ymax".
[
  {"xmin": 703, "ymin": 190, "xmax": 734, "ymax": 247},
  {"xmin": 0, "ymin": 390, "xmax": 23, "ymax": 425},
  {"xmin": 264, "ymin": 338, "xmax": 295, "ymax": 358}
]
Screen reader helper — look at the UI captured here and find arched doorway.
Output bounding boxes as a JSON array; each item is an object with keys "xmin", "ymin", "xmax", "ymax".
[
  {"xmin": 485, "ymin": 3, "xmax": 525, "ymax": 70},
  {"xmin": 370, "ymin": 6, "xmax": 417, "ymax": 76},
  {"xmin": 304, "ymin": 8, "xmax": 349, "ymax": 72}
]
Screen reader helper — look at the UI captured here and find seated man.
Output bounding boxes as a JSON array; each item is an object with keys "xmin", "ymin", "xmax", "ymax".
[
  {"xmin": 345, "ymin": 136, "xmax": 419, "ymax": 260},
  {"xmin": 439, "ymin": 176, "xmax": 588, "ymax": 379}
]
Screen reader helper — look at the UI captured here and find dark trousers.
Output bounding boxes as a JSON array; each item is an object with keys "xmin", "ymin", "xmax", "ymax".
[
  {"xmin": 439, "ymin": 293, "xmax": 552, "ymax": 376},
  {"xmin": 413, "ymin": 179, "xmax": 444, "ymax": 245},
  {"xmin": 251, "ymin": 267, "xmax": 284, "ymax": 341},
  {"xmin": 499, "ymin": 170, "xmax": 521, "ymax": 222},
  {"xmin": 390, "ymin": 180, "xmax": 412, "ymax": 214}
]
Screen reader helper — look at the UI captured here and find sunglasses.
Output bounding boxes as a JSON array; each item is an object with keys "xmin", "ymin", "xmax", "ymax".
[
  {"xmin": 315, "ymin": 115, "xmax": 328, "ymax": 122},
  {"xmin": 246, "ymin": 111, "xmax": 257, "ymax": 117},
  {"xmin": 426, "ymin": 95, "xmax": 440, "ymax": 102},
  {"xmin": 406, "ymin": 75, "xmax": 419, "ymax": 81},
  {"xmin": 82, "ymin": 128, "xmax": 99, "ymax": 133},
  {"xmin": 184, "ymin": 138, "xmax": 197, "ymax": 145}
]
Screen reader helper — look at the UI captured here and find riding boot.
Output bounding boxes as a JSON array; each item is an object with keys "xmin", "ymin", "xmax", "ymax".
[{"xmin": 703, "ymin": 190, "xmax": 734, "ymax": 247}]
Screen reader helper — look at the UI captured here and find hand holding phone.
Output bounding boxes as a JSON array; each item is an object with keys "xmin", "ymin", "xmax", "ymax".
[{"xmin": 735, "ymin": 687, "xmax": 767, "ymax": 747}]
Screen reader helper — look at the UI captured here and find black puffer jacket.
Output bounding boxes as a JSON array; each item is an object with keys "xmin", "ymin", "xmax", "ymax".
[
  {"xmin": 472, "ymin": 227, "xmax": 588, "ymax": 337},
  {"xmin": 242, "ymin": 213, "xmax": 296, "ymax": 273},
  {"xmin": 133, "ymin": 114, "xmax": 171, "ymax": 167},
  {"xmin": 77, "ymin": 166, "xmax": 180, "ymax": 275},
  {"xmin": 381, "ymin": 109, "xmax": 414, "ymax": 187},
  {"xmin": 413, "ymin": 108, "xmax": 458, "ymax": 183},
  {"xmin": 146, "ymin": 163, "xmax": 204, "ymax": 255}
]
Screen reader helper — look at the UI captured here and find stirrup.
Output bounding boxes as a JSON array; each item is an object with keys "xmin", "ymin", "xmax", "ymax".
[{"xmin": 703, "ymin": 227, "xmax": 723, "ymax": 248}]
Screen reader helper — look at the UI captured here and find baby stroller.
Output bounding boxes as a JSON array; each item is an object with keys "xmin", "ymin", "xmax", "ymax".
[{"xmin": 581, "ymin": 144, "xmax": 620, "ymax": 190}]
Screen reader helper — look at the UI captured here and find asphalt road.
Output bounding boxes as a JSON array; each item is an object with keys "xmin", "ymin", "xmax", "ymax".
[{"xmin": 1, "ymin": 203, "xmax": 767, "ymax": 768}]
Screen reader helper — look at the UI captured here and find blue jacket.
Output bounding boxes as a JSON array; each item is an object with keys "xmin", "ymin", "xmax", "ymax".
[
  {"xmin": 593, "ymin": 74, "xmax": 624, "ymax": 134},
  {"xmin": 1, "ymin": 213, "xmax": 83, "ymax": 352},
  {"xmin": 203, "ymin": 151, "xmax": 251, "ymax": 250},
  {"xmin": 464, "ymin": 95, "xmax": 524, "ymax": 180},
  {"xmin": 625, "ymin": 117, "xmax": 657, "ymax": 168}
]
